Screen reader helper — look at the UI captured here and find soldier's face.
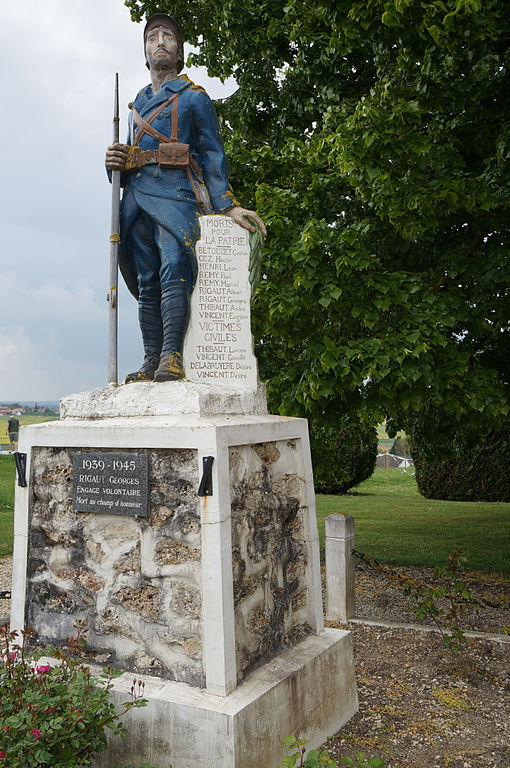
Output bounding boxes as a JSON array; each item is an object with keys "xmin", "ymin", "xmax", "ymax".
[{"xmin": 145, "ymin": 24, "xmax": 179, "ymax": 70}]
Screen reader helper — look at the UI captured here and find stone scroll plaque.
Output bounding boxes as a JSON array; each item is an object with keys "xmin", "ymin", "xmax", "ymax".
[
  {"xmin": 72, "ymin": 452, "xmax": 149, "ymax": 517},
  {"xmin": 184, "ymin": 215, "xmax": 258, "ymax": 389}
]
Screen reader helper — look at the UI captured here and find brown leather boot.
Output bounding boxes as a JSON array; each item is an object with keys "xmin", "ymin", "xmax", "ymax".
[
  {"xmin": 154, "ymin": 352, "xmax": 185, "ymax": 382},
  {"xmin": 125, "ymin": 355, "xmax": 160, "ymax": 384}
]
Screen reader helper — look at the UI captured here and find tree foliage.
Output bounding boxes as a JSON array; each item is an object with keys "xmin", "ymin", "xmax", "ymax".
[{"xmin": 126, "ymin": 0, "xmax": 510, "ymax": 430}]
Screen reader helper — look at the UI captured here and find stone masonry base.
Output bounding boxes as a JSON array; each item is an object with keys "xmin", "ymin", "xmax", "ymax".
[
  {"xmin": 11, "ymin": 412, "xmax": 357, "ymax": 765},
  {"xmin": 92, "ymin": 628, "xmax": 358, "ymax": 768}
]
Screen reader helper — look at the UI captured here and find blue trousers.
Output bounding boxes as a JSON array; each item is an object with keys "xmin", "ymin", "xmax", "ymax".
[{"xmin": 121, "ymin": 189, "xmax": 199, "ymax": 361}]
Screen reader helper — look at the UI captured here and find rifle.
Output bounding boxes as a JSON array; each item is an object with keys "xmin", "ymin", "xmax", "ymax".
[{"xmin": 107, "ymin": 73, "xmax": 121, "ymax": 384}]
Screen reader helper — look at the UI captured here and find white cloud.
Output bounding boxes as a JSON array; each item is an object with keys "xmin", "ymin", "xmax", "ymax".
[
  {"xmin": 0, "ymin": 271, "xmax": 101, "ymax": 323},
  {"xmin": 0, "ymin": 326, "xmax": 103, "ymax": 401},
  {"xmin": 0, "ymin": 272, "xmax": 109, "ymax": 399}
]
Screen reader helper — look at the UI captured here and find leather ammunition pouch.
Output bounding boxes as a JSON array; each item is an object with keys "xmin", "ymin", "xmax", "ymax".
[
  {"xmin": 125, "ymin": 143, "xmax": 190, "ymax": 172},
  {"xmin": 158, "ymin": 141, "xmax": 190, "ymax": 169},
  {"xmin": 125, "ymin": 146, "xmax": 158, "ymax": 171},
  {"xmin": 128, "ymin": 95, "xmax": 191, "ymax": 171}
]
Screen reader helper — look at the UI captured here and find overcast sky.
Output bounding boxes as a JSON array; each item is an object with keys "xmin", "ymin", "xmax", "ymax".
[{"xmin": 0, "ymin": 0, "xmax": 236, "ymax": 401}]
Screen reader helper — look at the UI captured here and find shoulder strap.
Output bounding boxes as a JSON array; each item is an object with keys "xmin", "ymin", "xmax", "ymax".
[
  {"xmin": 132, "ymin": 93, "xmax": 179, "ymax": 145},
  {"xmin": 170, "ymin": 95, "xmax": 179, "ymax": 142}
]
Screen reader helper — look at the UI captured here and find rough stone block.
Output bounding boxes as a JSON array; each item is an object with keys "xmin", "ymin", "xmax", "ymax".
[
  {"xmin": 60, "ymin": 380, "xmax": 268, "ymax": 419},
  {"xmin": 24, "ymin": 446, "xmax": 204, "ymax": 684},
  {"xmin": 230, "ymin": 440, "xmax": 312, "ymax": 682}
]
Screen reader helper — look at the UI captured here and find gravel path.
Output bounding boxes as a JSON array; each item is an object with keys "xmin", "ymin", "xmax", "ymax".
[{"xmin": 354, "ymin": 561, "xmax": 509, "ymax": 634}]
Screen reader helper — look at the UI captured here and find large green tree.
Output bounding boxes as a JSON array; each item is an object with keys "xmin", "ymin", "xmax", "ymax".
[{"xmin": 126, "ymin": 0, "xmax": 510, "ymax": 431}]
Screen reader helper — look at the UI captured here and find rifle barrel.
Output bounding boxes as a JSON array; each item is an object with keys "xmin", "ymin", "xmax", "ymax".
[{"xmin": 108, "ymin": 73, "xmax": 120, "ymax": 385}]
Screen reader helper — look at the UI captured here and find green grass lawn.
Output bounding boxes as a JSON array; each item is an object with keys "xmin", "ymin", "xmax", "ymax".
[
  {"xmin": 316, "ymin": 468, "xmax": 510, "ymax": 574},
  {"xmin": 0, "ymin": 454, "xmax": 15, "ymax": 558}
]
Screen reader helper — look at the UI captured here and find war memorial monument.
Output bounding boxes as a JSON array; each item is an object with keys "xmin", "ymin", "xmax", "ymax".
[{"xmin": 10, "ymin": 15, "xmax": 357, "ymax": 767}]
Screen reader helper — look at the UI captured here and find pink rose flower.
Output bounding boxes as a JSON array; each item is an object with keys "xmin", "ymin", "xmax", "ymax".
[
  {"xmin": 30, "ymin": 730, "xmax": 42, "ymax": 741},
  {"xmin": 2, "ymin": 726, "xmax": 10, "ymax": 731},
  {"xmin": 43, "ymin": 707, "xmax": 55, "ymax": 715},
  {"xmin": 7, "ymin": 652, "xmax": 16, "ymax": 660},
  {"xmin": 35, "ymin": 664, "xmax": 51, "ymax": 674},
  {"xmin": 0, "ymin": 751, "xmax": 6, "ymax": 758}
]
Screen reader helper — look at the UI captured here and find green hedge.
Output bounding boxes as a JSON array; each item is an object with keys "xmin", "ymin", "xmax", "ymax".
[
  {"xmin": 309, "ymin": 416, "xmax": 377, "ymax": 494},
  {"xmin": 411, "ymin": 424, "xmax": 510, "ymax": 502}
]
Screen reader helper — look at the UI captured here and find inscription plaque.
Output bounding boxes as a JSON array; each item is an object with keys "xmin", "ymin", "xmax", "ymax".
[
  {"xmin": 184, "ymin": 215, "xmax": 258, "ymax": 389},
  {"xmin": 72, "ymin": 452, "xmax": 149, "ymax": 517}
]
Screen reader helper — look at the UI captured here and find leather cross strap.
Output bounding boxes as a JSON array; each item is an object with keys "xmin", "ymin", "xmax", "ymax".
[
  {"xmin": 132, "ymin": 93, "xmax": 179, "ymax": 145},
  {"xmin": 128, "ymin": 90, "xmax": 213, "ymax": 211},
  {"xmin": 171, "ymin": 94, "xmax": 179, "ymax": 141}
]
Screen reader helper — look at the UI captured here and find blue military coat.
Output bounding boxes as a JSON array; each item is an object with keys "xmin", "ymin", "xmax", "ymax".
[{"xmin": 119, "ymin": 75, "xmax": 237, "ymax": 299}]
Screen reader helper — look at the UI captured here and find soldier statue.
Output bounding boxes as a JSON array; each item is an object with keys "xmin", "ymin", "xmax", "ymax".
[{"xmin": 105, "ymin": 13, "xmax": 266, "ymax": 383}]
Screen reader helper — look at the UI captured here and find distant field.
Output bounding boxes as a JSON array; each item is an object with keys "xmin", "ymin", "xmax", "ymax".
[
  {"xmin": 316, "ymin": 468, "xmax": 510, "ymax": 574},
  {"xmin": 0, "ymin": 414, "xmax": 59, "ymax": 426},
  {"xmin": 376, "ymin": 423, "xmax": 406, "ymax": 439},
  {"xmin": 376, "ymin": 422, "xmax": 406, "ymax": 453},
  {"xmin": 0, "ymin": 414, "xmax": 58, "ymax": 449}
]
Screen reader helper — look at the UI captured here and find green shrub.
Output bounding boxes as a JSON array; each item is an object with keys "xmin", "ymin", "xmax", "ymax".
[
  {"xmin": 309, "ymin": 417, "xmax": 377, "ymax": 494},
  {"xmin": 0, "ymin": 625, "xmax": 147, "ymax": 767},
  {"xmin": 411, "ymin": 426, "xmax": 510, "ymax": 502}
]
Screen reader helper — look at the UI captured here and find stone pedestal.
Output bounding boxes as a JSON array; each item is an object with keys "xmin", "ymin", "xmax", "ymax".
[
  {"xmin": 13, "ymin": 408, "xmax": 322, "ymax": 688},
  {"xmin": 10, "ymin": 398, "xmax": 357, "ymax": 766}
]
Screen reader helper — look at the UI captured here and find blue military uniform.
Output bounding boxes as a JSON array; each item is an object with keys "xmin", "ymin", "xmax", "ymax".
[{"xmin": 119, "ymin": 74, "xmax": 238, "ymax": 380}]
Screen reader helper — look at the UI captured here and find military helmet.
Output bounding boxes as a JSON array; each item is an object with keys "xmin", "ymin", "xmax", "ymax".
[{"xmin": 144, "ymin": 13, "xmax": 185, "ymax": 72}]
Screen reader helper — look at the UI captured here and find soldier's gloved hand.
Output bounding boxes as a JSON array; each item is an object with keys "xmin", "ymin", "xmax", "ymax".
[
  {"xmin": 106, "ymin": 142, "xmax": 130, "ymax": 171},
  {"xmin": 224, "ymin": 206, "xmax": 267, "ymax": 238}
]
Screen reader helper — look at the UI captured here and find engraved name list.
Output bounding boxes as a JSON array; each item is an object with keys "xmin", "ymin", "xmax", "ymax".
[{"xmin": 184, "ymin": 215, "xmax": 257, "ymax": 389}]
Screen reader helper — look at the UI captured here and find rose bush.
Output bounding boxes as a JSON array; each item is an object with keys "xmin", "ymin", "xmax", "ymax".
[{"xmin": 0, "ymin": 625, "xmax": 147, "ymax": 768}]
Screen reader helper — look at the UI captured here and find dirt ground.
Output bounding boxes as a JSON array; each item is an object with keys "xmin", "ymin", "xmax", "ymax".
[
  {"xmin": 325, "ymin": 563, "xmax": 510, "ymax": 768},
  {"xmin": 2, "ymin": 557, "xmax": 509, "ymax": 768},
  {"xmin": 324, "ymin": 622, "xmax": 509, "ymax": 768}
]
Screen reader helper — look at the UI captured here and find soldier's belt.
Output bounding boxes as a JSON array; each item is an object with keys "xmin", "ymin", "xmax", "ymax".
[{"xmin": 125, "ymin": 142, "xmax": 191, "ymax": 172}]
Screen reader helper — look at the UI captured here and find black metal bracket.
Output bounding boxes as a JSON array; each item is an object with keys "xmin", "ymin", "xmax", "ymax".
[
  {"xmin": 0, "ymin": 590, "xmax": 11, "ymax": 600},
  {"xmin": 14, "ymin": 452, "xmax": 27, "ymax": 488},
  {"xmin": 197, "ymin": 456, "xmax": 214, "ymax": 497}
]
